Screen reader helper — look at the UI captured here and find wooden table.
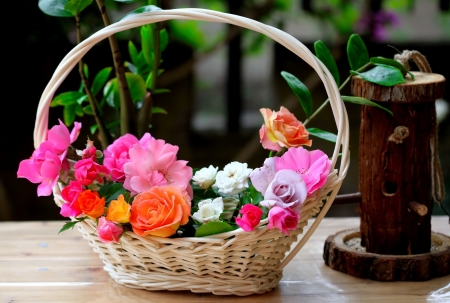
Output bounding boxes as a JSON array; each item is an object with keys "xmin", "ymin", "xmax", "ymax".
[{"xmin": 1, "ymin": 217, "xmax": 449, "ymax": 302}]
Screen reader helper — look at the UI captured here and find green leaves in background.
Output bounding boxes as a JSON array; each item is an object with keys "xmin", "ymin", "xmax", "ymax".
[
  {"xmin": 38, "ymin": 0, "xmax": 73, "ymax": 17},
  {"xmin": 350, "ymin": 65, "xmax": 405, "ymax": 87},
  {"xmin": 119, "ymin": 5, "xmax": 162, "ymax": 21},
  {"xmin": 280, "ymin": 71, "xmax": 313, "ymax": 117},
  {"xmin": 195, "ymin": 221, "xmax": 234, "ymax": 237},
  {"xmin": 91, "ymin": 67, "xmax": 112, "ymax": 95},
  {"xmin": 347, "ymin": 34, "xmax": 369, "ymax": 71},
  {"xmin": 370, "ymin": 57, "xmax": 414, "ymax": 80},
  {"xmin": 314, "ymin": 40, "xmax": 340, "ymax": 85},
  {"xmin": 307, "ymin": 128, "xmax": 337, "ymax": 143},
  {"xmin": 104, "ymin": 73, "xmax": 147, "ymax": 108},
  {"xmin": 169, "ymin": 20, "xmax": 205, "ymax": 50},
  {"xmin": 65, "ymin": 0, "xmax": 93, "ymax": 15},
  {"xmin": 97, "ymin": 182, "xmax": 128, "ymax": 205},
  {"xmin": 141, "ymin": 25, "xmax": 156, "ymax": 68},
  {"xmin": 341, "ymin": 96, "xmax": 393, "ymax": 115}
]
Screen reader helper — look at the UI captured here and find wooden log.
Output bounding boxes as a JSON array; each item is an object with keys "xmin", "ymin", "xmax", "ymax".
[{"xmin": 353, "ymin": 71, "xmax": 446, "ymax": 255}]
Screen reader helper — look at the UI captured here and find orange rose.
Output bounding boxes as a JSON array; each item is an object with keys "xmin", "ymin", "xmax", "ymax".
[
  {"xmin": 130, "ymin": 186, "xmax": 191, "ymax": 237},
  {"xmin": 106, "ymin": 194, "xmax": 131, "ymax": 223},
  {"xmin": 78, "ymin": 190, "xmax": 105, "ymax": 219},
  {"xmin": 259, "ymin": 106, "xmax": 311, "ymax": 152}
]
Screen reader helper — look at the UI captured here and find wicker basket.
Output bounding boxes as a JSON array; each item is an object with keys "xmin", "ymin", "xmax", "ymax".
[{"xmin": 33, "ymin": 8, "xmax": 350, "ymax": 296}]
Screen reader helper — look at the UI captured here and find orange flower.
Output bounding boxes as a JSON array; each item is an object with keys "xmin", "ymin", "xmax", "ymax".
[
  {"xmin": 129, "ymin": 186, "xmax": 191, "ymax": 237},
  {"xmin": 259, "ymin": 106, "xmax": 311, "ymax": 152},
  {"xmin": 78, "ymin": 190, "xmax": 105, "ymax": 219},
  {"xmin": 106, "ymin": 194, "xmax": 131, "ymax": 223}
]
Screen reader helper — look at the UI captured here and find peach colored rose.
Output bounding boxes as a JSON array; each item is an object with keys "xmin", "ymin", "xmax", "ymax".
[
  {"xmin": 106, "ymin": 194, "xmax": 131, "ymax": 223},
  {"xmin": 259, "ymin": 106, "xmax": 311, "ymax": 152},
  {"xmin": 78, "ymin": 190, "xmax": 105, "ymax": 219},
  {"xmin": 129, "ymin": 186, "xmax": 191, "ymax": 237}
]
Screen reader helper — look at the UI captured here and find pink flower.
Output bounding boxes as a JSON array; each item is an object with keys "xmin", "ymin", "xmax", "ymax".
[
  {"xmin": 103, "ymin": 133, "xmax": 154, "ymax": 182},
  {"xmin": 123, "ymin": 139, "xmax": 192, "ymax": 196},
  {"xmin": 249, "ymin": 157, "xmax": 276, "ymax": 194},
  {"xmin": 96, "ymin": 217, "xmax": 123, "ymax": 244},
  {"xmin": 235, "ymin": 204, "xmax": 263, "ymax": 232},
  {"xmin": 268, "ymin": 206, "xmax": 299, "ymax": 235},
  {"xmin": 259, "ymin": 107, "xmax": 311, "ymax": 152},
  {"xmin": 17, "ymin": 121, "xmax": 82, "ymax": 196},
  {"xmin": 260, "ymin": 170, "xmax": 307, "ymax": 214},
  {"xmin": 275, "ymin": 147, "xmax": 331, "ymax": 195},
  {"xmin": 60, "ymin": 181, "xmax": 84, "ymax": 217},
  {"xmin": 74, "ymin": 158, "xmax": 110, "ymax": 186}
]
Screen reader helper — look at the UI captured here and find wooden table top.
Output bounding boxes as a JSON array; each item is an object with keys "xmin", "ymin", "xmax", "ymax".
[{"xmin": 1, "ymin": 217, "xmax": 449, "ymax": 303}]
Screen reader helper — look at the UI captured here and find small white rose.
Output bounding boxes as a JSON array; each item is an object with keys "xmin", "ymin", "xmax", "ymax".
[
  {"xmin": 192, "ymin": 197, "xmax": 224, "ymax": 223},
  {"xmin": 214, "ymin": 161, "xmax": 252, "ymax": 195},
  {"xmin": 192, "ymin": 165, "xmax": 218, "ymax": 189}
]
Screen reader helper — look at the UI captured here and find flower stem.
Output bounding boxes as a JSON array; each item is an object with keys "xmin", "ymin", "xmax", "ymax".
[
  {"xmin": 303, "ymin": 63, "xmax": 372, "ymax": 126},
  {"xmin": 95, "ymin": 0, "xmax": 137, "ymax": 136}
]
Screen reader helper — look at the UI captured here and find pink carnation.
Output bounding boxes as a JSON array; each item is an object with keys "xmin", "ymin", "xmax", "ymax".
[
  {"xmin": 123, "ymin": 139, "xmax": 192, "ymax": 196},
  {"xmin": 268, "ymin": 206, "xmax": 299, "ymax": 235},
  {"xmin": 103, "ymin": 133, "xmax": 154, "ymax": 182},
  {"xmin": 275, "ymin": 147, "xmax": 331, "ymax": 195},
  {"xmin": 97, "ymin": 217, "xmax": 123, "ymax": 244}
]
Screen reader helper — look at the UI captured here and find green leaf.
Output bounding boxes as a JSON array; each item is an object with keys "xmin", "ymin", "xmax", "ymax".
[
  {"xmin": 91, "ymin": 67, "xmax": 112, "ymax": 95},
  {"xmin": 125, "ymin": 61, "xmax": 138, "ymax": 74},
  {"xmin": 76, "ymin": 95, "xmax": 88, "ymax": 105},
  {"xmin": 63, "ymin": 104, "xmax": 76, "ymax": 126},
  {"xmin": 341, "ymin": 96, "xmax": 393, "ymax": 115},
  {"xmin": 74, "ymin": 103, "xmax": 84, "ymax": 116},
  {"xmin": 141, "ymin": 25, "xmax": 155, "ymax": 66},
  {"xmin": 314, "ymin": 40, "xmax": 340, "ymax": 85},
  {"xmin": 83, "ymin": 63, "xmax": 89, "ymax": 78},
  {"xmin": 120, "ymin": 5, "xmax": 162, "ymax": 21},
  {"xmin": 90, "ymin": 124, "xmax": 98, "ymax": 134},
  {"xmin": 83, "ymin": 105, "xmax": 93, "ymax": 115},
  {"xmin": 104, "ymin": 73, "xmax": 147, "ymax": 108},
  {"xmin": 370, "ymin": 57, "xmax": 415, "ymax": 80},
  {"xmin": 168, "ymin": 20, "xmax": 205, "ymax": 49},
  {"xmin": 136, "ymin": 52, "xmax": 151, "ymax": 77},
  {"xmin": 159, "ymin": 28, "xmax": 169, "ymax": 52},
  {"xmin": 98, "ymin": 183, "xmax": 127, "ymax": 204},
  {"xmin": 145, "ymin": 69, "xmax": 164, "ymax": 89},
  {"xmin": 51, "ymin": 91, "xmax": 85, "ymax": 107},
  {"xmin": 280, "ymin": 71, "xmax": 313, "ymax": 117},
  {"xmin": 350, "ymin": 65, "xmax": 405, "ymax": 87},
  {"xmin": 38, "ymin": 0, "xmax": 73, "ymax": 17},
  {"xmin": 153, "ymin": 88, "xmax": 170, "ymax": 94},
  {"xmin": 151, "ymin": 107, "xmax": 167, "ymax": 114},
  {"xmin": 347, "ymin": 34, "xmax": 369, "ymax": 70},
  {"xmin": 114, "ymin": 0, "xmax": 139, "ymax": 2},
  {"xmin": 64, "ymin": 0, "xmax": 93, "ymax": 16},
  {"xmin": 128, "ymin": 41, "xmax": 139, "ymax": 66},
  {"xmin": 195, "ymin": 221, "xmax": 234, "ymax": 237},
  {"xmin": 58, "ymin": 221, "xmax": 78, "ymax": 234},
  {"xmin": 307, "ymin": 128, "xmax": 337, "ymax": 143}
]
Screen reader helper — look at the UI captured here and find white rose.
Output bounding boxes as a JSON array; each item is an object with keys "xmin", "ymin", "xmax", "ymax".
[
  {"xmin": 214, "ymin": 161, "xmax": 252, "ymax": 195},
  {"xmin": 192, "ymin": 197, "xmax": 224, "ymax": 223},
  {"xmin": 192, "ymin": 165, "xmax": 218, "ymax": 189}
]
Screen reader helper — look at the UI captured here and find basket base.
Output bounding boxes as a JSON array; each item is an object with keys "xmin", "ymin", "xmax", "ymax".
[{"xmin": 103, "ymin": 263, "xmax": 282, "ymax": 296}]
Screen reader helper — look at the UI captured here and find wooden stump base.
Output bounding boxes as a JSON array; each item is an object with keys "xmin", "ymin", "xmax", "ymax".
[{"xmin": 323, "ymin": 229, "xmax": 450, "ymax": 281}]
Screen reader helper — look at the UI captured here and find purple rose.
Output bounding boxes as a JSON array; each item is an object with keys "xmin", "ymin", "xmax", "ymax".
[{"xmin": 259, "ymin": 169, "xmax": 307, "ymax": 214}]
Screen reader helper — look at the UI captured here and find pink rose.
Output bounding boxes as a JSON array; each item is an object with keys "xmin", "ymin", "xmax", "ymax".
[
  {"xmin": 47, "ymin": 119, "xmax": 82, "ymax": 157},
  {"xmin": 97, "ymin": 217, "xmax": 123, "ymax": 244},
  {"xmin": 74, "ymin": 158, "xmax": 110, "ymax": 186},
  {"xmin": 249, "ymin": 157, "xmax": 276, "ymax": 194},
  {"xmin": 103, "ymin": 133, "xmax": 154, "ymax": 182},
  {"xmin": 260, "ymin": 169, "xmax": 307, "ymax": 214},
  {"xmin": 275, "ymin": 147, "xmax": 331, "ymax": 195},
  {"xmin": 268, "ymin": 206, "xmax": 299, "ymax": 235},
  {"xmin": 60, "ymin": 181, "xmax": 84, "ymax": 217},
  {"xmin": 123, "ymin": 139, "xmax": 192, "ymax": 196},
  {"xmin": 235, "ymin": 204, "xmax": 263, "ymax": 232}
]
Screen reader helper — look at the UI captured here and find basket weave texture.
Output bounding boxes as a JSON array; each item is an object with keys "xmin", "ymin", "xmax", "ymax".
[{"xmin": 34, "ymin": 8, "xmax": 350, "ymax": 296}]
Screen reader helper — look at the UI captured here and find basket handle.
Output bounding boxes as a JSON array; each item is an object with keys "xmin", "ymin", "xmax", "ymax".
[{"xmin": 33, "ymin": 8, "xmax": 350, "ymax": 269}]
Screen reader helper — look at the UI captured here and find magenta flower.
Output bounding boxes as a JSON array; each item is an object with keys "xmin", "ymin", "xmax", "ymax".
[
  {"xmin": 74, "ymin": 158, "xmax": 110, "ymax": 186},
  {"xmin": 123, "ymin": 139, "xmax": 193, "ymax": 196},
  {"xmin": 103, "ymin": 133, "xmax": 155, "ymax": 182},
  {"xmin": 260, "ymin": 169, "xmax": 307, "ymax": 214},
  {"xmin": 17, "ymin": 121, "xmax": 82, "ymax": 196},
  {"xmin": 60, "ymin": 181, "xmax": 84, "ymax": 218},
  {"xmin": 268, "ymin": 206, "xmax": 299, "ymax": 235},
  {"xmin": 275, "ymin": 147, "xmax": 331, "ymax": 195},
  {"xmin": 97, "ymin": 217, "xmax": 123, "ymax": 244},
  {"xmin": 235, "ymin": 204, "xmax": 263, "ymax": 232}
]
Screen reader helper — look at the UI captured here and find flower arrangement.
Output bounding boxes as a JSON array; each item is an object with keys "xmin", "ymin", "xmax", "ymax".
[{"xmin": 18, "ymin": 105, "xmax": 332, "ymax": 241}]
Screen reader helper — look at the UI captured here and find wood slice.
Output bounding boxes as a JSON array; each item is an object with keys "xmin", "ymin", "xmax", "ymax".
[
  {"xmin": 323, "ymin": 229, "xmax": 450, "ymax": 281},
  {"xmin": 351, "ymin": 72, "xmax": 445, "ymax": 103}
]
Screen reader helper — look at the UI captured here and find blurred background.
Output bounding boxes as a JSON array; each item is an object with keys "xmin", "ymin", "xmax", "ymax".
[{"xmin": 2, "ymin": 0, "xmax": 449, "ymax": 221}]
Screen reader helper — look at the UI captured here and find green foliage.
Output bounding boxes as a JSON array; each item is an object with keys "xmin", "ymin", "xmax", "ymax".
[
  {"xmin": 307, "ymin": 128, "xmax": 337, "ymax": 143},
  {"xmin": 38, "ymin": 0, "xmax": 74, "ymax": 17},
  {"xmin": 97, "ymin": 182, "xmax": 128, "ymax": 205},
  {"xmin": 195, "ymin": 221, "xmax": 235, "ymax": 237},
  {"xmin": 64, "ymin": 0, "xmax": 93, "ymax": 15},
  {"xmin": 58, "ymin": 217, "xmax": 86, "ymax": 234},
  {"xmin": 103, "ymin": 73, "xmax": 147, "ymax": 108},
  {"xmin": 169, "ymin": 20, "xmax": 205, "ymax": 49},
  {"xmin": 347, "ymin": 34, "xmax": 370, "ymax": 71},
  {"xmin": 280, "ymin": 71, "xmax": 313, "ymax": 117},
  {"xmin": 350, "ymin": 65, "xmax": 405, "ymax": 86},
  {"xmin": 119, "ymin": 5, "xmax": 162, "ymax": 21},
  {"xmin": 370, "ymin": 57, "xmax": 414, "ymax": 79},
  {"xmin": 91, "ymin": 67, "xmax": 113, "ymax": 95},
  {"xmin": 314, "ymin": 40, "xmax": 340, "ymax": 85},
  {"xmin": 341, "ymin": 96, "xmax": 393, "ymax": 116}
]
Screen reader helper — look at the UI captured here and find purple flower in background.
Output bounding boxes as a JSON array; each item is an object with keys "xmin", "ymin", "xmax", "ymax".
[{"xmin": 355, "ymin": 10, "xmax": 400, "ymax": 41}]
